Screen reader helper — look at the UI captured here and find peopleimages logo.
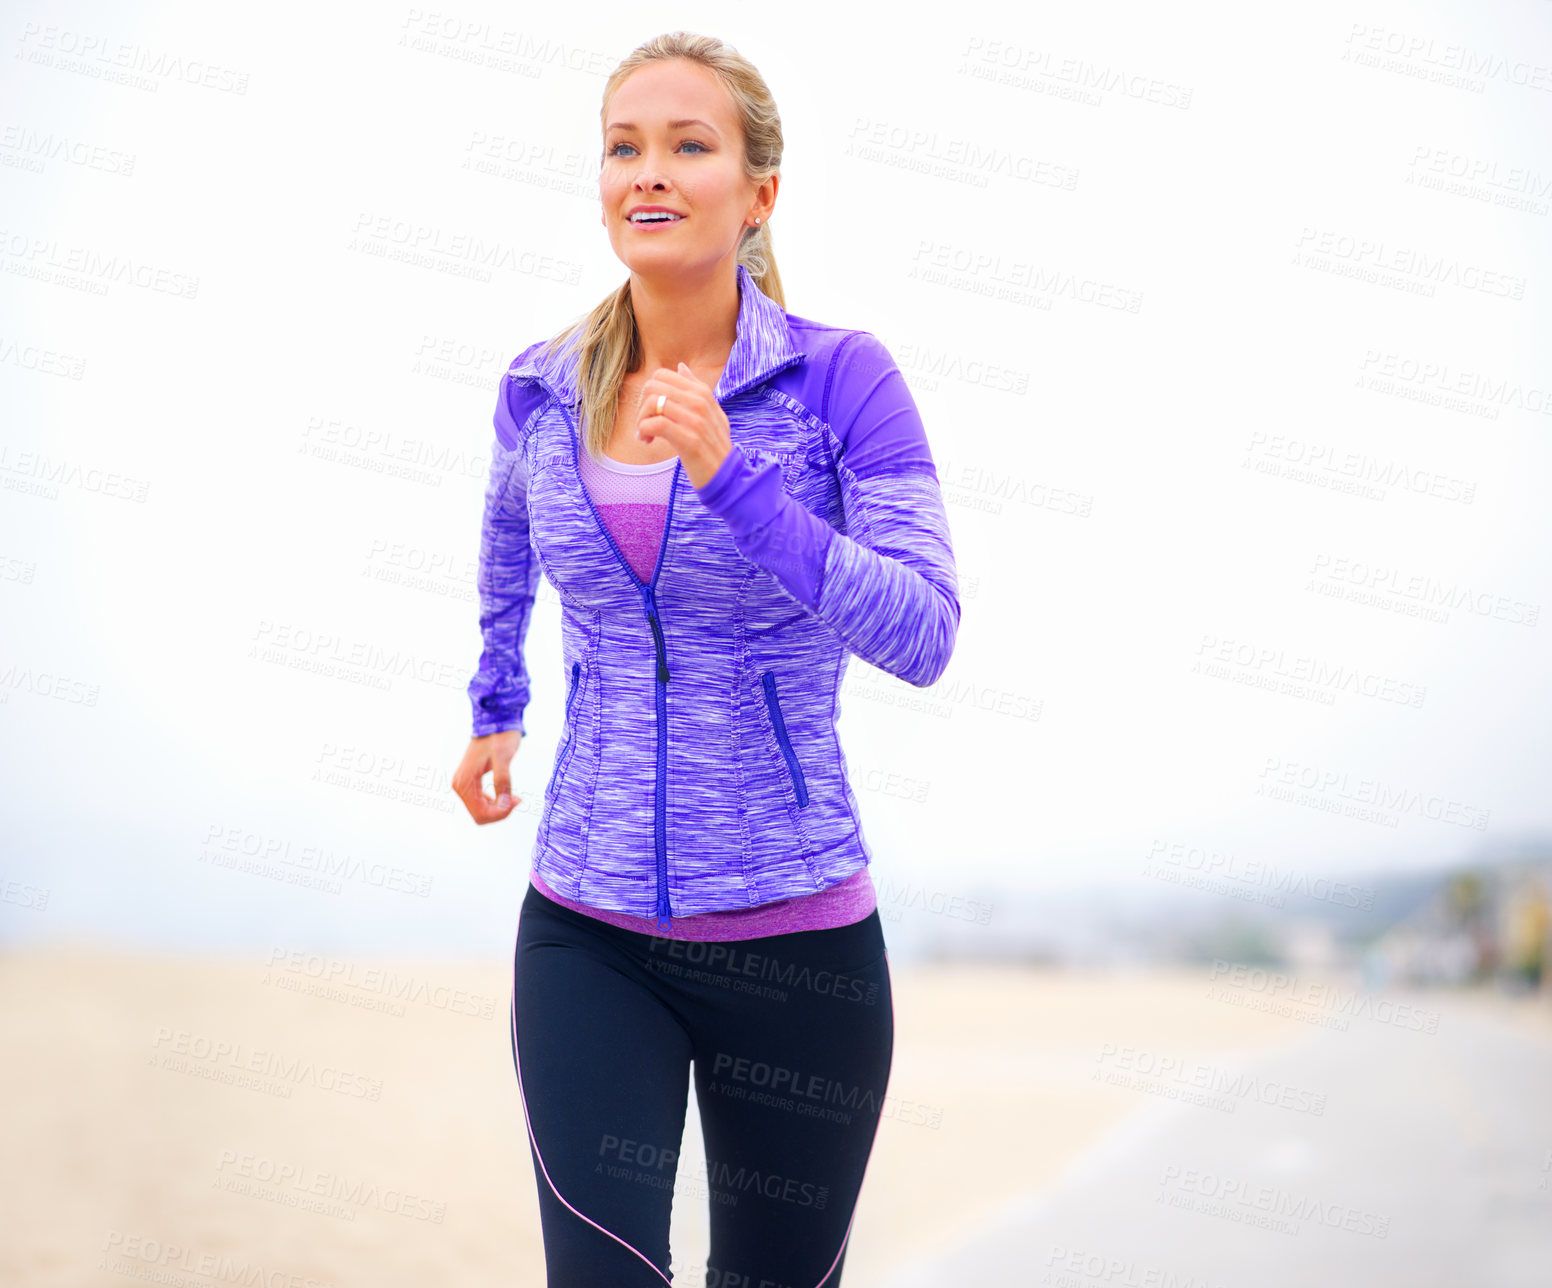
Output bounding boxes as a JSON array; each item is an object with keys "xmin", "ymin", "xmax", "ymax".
[
  {"xmin": 1206, "ymin": 960, "xmax": 1441, "ymax": 1034},
  {"xmin": 1094, "ymin": 1042, "xmax": 1328, "ymax": 1116},
  {"xmin": 646, "ymin": 938, "xmax": 880, "ymax": 1004},
  {"xmin": 1144, "ymin": 837, "xmax": 1376, "ymax": 910},
  {"xmin": 711, "ymin": 1055, "xmax": 860, "ymax": 1101},
  {"xmin": 1158, "ymin": 1164, "xmax": 1390, "ymax": 1239},
  {"xmin": 149, "ymin": 1026, "xmax": 385, "ymax": 1100},
  {"xmin": 213, "ymin": 1149, "xmax": 446, "ymax": 1223},
  {"xmin": 1255, "ymin": 757, "xmax": 1490, "ymax": 831}
]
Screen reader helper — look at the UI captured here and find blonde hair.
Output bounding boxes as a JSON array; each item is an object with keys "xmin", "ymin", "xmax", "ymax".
[{"xmin": 535, "ymin": 31, "xmax": 785, "ymax": 461}]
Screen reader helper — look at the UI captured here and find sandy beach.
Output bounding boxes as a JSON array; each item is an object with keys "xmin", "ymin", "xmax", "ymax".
[{"xmin": 0, "ymin": 944, "xmax": 1334, "ymax": 1287}]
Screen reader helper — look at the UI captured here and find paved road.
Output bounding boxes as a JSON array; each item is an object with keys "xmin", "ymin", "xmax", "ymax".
[{"xmin": 878, "ymin": 988, "xmax": 1552, "ymax": 1288}]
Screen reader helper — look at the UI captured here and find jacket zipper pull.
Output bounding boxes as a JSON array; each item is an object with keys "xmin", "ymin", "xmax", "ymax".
[{"xmin": 642, "ymin": 587, "xmax": 671, "ymax": 683}]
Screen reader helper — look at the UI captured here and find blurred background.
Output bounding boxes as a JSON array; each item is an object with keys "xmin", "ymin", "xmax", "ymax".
[{"xmin": 3, "ymin": 0, "xmax": 1550, "ymax": 1284}]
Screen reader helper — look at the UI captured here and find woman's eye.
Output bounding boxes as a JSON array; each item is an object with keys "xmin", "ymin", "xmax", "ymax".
[{"xmin": 608, "ymin": 141, "xmax": 709, "ymax": 157}]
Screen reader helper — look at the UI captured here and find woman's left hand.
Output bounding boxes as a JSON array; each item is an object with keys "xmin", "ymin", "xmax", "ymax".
[{"xmin": 636, "ymin": 362, "xmax": 733, "ymax": 490}]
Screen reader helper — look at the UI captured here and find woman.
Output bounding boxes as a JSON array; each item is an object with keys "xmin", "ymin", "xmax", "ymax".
[{"xmin": 451, "ymin": 30, "xmax": 960, "ymax": 1288}]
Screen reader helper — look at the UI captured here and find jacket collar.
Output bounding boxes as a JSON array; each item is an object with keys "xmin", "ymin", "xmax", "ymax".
[{"xmin": 510, "ymin": 261, "xmax": 804, "ymax": 407}]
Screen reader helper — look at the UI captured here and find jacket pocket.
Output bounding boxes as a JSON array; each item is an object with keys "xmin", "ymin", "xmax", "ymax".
[
  {"xmin": 760, "ymin": 669, "xmax": 809, "ymax": 809},
  {"xmin": 546, "ymin": 661, "xmax": 583, "ymax": 800}
]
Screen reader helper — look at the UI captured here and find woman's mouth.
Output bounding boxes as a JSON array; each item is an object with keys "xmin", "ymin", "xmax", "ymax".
[{"xmin": 628, "ymin": 212, "xmax": 686, "ymax": 230}]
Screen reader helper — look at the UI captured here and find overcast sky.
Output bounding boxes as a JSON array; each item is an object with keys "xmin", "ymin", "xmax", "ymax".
[{"xmin": 3, "ymin": 0, "xmax": 1548, "ymax": 955}]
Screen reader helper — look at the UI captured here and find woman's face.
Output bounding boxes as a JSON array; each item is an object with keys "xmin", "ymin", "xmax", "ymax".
[{"xmin": 600, "ymin": 58, "xmax": 772, "ymax": 279}]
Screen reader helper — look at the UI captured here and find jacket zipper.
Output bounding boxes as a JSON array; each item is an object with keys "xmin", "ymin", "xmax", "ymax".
[
  {"xmin": 545, "ymin": 661, "xmax": 582, "ymax": 801},
  {"xmin": 563, "ymin": 408, "xmax": 681, "ymax": 932},
  {"xmin": 643, "ymin": 583, "xmax": 672, "ymax": 930},
  {"xmin": 761, "ymin": 670, "xmax": 809, "ymax": 808}
]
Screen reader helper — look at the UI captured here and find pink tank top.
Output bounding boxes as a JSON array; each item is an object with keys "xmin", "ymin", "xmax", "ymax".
[{"xmin": 528, "ymin": 445, "xmax": 877, "ymax": 941}]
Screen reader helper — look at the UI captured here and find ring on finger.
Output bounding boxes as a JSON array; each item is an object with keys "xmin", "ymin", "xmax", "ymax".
[{"xmin": 656, "ymin": 394, "xmax": 667, "ymax": 415}]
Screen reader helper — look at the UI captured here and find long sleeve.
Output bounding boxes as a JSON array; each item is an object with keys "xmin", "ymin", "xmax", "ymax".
[
  {"xmin": 694, "ymin": 331, "xmax": 961, "ymax": 687},
  {"xmin": 467, "ymin": 362, "xmax": 545, "ymax": 737}
]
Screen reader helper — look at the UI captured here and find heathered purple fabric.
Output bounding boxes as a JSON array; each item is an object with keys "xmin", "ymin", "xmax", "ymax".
[
  {"xmin": 529, "ymin": 864, "xmax": 877, "ymax": 940},
  {"xmin": 468, "ymin": 262, "xmax": 960, "ymax": 929},
  {"xmin": 547, "ymin": 447, "xmax": 881, "ymax": 939}
]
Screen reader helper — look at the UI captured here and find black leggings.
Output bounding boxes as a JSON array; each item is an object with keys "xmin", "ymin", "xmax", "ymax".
[{"xmin": 510, "ymin": 881, "xmax": 895, "ymax": 1288}]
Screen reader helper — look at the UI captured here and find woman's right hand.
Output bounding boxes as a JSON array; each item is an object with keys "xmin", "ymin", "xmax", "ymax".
[{"xmin": 453, "ymin": 730, "xmax": 523, "ymax": 824}]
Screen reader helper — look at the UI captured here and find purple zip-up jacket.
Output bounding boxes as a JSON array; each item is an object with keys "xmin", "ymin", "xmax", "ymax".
[{"xmin": 469, "ymin": 262, "xmax": 960, "ymax": 930}]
